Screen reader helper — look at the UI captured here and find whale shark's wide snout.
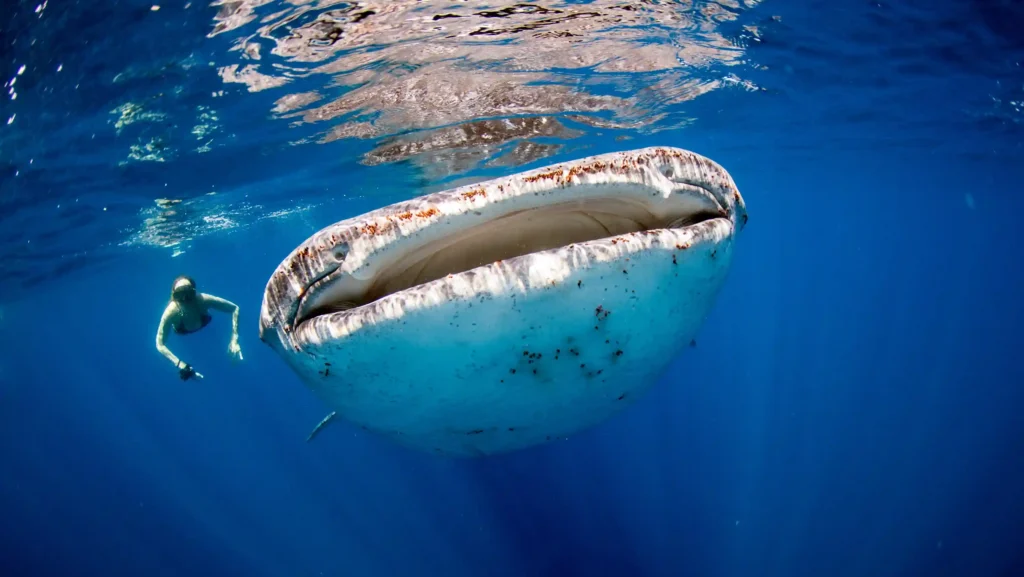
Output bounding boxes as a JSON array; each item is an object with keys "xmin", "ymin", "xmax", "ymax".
[
  {"xmin": 259, "ymin": 146, "xmax": 747, "ymax": 456},
  {"xmin": 261, "ymin": 147, "xmax": 746, "ymax": 345}
]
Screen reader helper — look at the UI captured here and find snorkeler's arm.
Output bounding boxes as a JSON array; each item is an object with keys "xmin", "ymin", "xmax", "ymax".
[
  {"xmin": 155, "ymin": 303, "xmax": 185, "ymax": 369},
  {"xmin": 203, "ymin": 294, "xmax": 240, "ymax": 342}
]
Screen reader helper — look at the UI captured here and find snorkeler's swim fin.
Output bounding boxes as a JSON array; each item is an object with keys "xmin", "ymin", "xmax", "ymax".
[{"xmin": 306, "ymin": 411, "xmax": 337, "ymax": 442}]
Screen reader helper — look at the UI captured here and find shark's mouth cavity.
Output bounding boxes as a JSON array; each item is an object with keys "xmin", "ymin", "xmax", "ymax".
[{"xmin": 295, "ymin": 191, "xmax": 726, "ymax": 328}]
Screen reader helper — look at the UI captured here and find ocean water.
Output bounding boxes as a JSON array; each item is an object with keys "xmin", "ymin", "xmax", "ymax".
[{"xmin": 2, "ymin": 0, "xmax": 1024, "ymax": 576}]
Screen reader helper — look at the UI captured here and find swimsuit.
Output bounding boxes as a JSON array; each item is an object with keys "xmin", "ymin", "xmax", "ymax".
[{"xmin": 174, "ymin": 312, "xmax": 212, "ymax": 335}]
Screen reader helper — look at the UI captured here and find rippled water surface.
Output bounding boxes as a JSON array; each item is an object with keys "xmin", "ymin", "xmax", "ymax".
[{"xmin": 4, "ymin": 0, "xmax": 1020, "ymax": 297}]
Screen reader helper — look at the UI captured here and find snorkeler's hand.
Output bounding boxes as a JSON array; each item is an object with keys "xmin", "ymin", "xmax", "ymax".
[
  {"xmin": 178, "ymin": 363, "xmax": 204, "ymax": 381},
  {"xmin": 228, "ymin": 339, "xmax": 243, "ymax": 361}
]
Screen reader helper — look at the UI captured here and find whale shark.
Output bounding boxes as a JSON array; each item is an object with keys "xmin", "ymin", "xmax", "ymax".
[{"xmin": 259, "ymin": 146, "xmax": 748, "ymax": 457}]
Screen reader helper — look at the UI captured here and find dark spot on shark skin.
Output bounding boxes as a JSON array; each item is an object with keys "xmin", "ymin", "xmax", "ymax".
[
  {"xmin": 690, "ymin": 339, "xmax": 697, "ymax": 347},
  {"xmin": 467, "ymin": 429, "xmax": 484, "ymax": 435},
  {"xmin": 617, "ymin": 393, "xmax": 627, "ymax": 401}
]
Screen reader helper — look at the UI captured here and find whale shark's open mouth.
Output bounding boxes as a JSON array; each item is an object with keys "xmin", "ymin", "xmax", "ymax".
[
  {"xmin": 260, "ymin": 147, "xmax": 748, "ymax": 345},
  {"xmin": 258, "ymin": 146, "xmax": 748, "ymax": 457},
  {"xmin": 299, "ymin": 196, "xmax": 726, "ymax": 326}
]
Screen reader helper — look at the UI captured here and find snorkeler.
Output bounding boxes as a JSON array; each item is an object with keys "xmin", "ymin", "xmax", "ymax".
[{"xmin": 155, "ymin": 275, "xmax": 243, "ymax": 381}]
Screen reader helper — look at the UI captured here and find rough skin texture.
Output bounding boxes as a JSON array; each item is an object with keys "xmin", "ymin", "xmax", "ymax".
[{"xmin": 259, "ymin": 146, "xmax": 747, "ymax": 456}]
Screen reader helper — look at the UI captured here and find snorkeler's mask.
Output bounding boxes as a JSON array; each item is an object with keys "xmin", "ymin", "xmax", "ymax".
[{"xmin": 172, "ymin": 278, "xmax": 197, "ymax": 302}]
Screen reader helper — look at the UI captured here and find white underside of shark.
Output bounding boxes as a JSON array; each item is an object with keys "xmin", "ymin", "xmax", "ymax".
[{"xmin": 259, "ymin": 146, "xmax": 748, "ymax": 457}]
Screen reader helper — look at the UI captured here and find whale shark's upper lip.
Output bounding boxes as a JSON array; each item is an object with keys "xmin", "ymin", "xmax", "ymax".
[{"xmin": 259, "ymin": 147, "xmax": 747, "ymax": 346}]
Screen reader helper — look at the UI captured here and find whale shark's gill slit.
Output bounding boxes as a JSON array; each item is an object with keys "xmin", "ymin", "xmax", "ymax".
[
  {"xmin": 297, "ymin": 194, "xmax": 723, "ymax": 326},
  {"xmin": 290, "ymin": 263, "xmax": 340, "ymax": 329}
]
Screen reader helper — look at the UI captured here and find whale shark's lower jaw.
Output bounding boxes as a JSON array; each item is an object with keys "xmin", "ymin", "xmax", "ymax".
[{"xmin": 259, "ymin": 146, "xmax": 747, "ymax": 457}]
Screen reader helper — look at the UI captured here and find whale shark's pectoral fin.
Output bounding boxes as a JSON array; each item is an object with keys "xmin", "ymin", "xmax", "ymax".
[{"xmin": 306, "ymin": 411, "xmax": 337, "ymax": 442}]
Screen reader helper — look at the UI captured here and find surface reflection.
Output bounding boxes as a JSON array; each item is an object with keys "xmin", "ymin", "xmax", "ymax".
[{"xmin": 209, "ymin": 0, "xmax": 766, "ymax": 173}]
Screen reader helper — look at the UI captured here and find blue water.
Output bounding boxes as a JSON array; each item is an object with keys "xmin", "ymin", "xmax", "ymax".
[{"xmin": 3, "ymin": 0, "xmax": 1024, "ymax": 576}]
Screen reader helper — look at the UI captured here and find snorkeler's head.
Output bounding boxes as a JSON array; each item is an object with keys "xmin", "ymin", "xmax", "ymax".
[{"xmin": 171, "ymin": 275, "xmax": 197, "ymax": 303}]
